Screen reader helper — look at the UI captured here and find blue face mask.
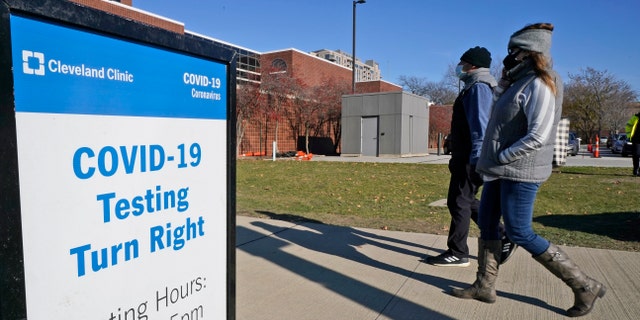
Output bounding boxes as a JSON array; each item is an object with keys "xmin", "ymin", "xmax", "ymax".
[{"xmin": 455, "ymin": 65, "xmax": 466, "ymax": 78}]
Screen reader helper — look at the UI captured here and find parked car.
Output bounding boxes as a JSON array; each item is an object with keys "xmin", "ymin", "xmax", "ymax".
[
  {"xmin": 612, "ymin": 133, "xmax": 630, "ymax": 155},
  {"xmin": 567, "ymin": 132, "xmax": 579, "ymax": 156},
  {"xmin": 620, "ymin": 135, "xmax": 634, "ymax": 157},
  {"xmin": 612, "ymin": 134, "xmax": 623, "ymax": 153},
  {"xmin": 599, "ymin": 136, "xmax": 608, "ymax": 146}
]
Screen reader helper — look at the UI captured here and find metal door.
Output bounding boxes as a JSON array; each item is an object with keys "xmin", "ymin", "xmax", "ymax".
[{"xmin": 361, "ymin": 116, "xmax": 378, "ymax": 156}]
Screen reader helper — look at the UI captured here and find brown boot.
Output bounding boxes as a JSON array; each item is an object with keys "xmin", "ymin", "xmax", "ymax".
[
  {"xmin": 534, "ymin": 243, "xmax": 606, "ymax": 317},
  {"xmin": 451, "ymin": 239, "xmax": 501, "ymax": 303}
]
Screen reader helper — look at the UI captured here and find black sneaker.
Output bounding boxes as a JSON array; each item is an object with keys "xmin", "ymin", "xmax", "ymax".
[
  {"xmin": 425, "ymin": 251, "xmax": 470, "ymax": 267},
  {"xmin": 500, "ymin": 237, "xmax": 518, "ymax": 265}
]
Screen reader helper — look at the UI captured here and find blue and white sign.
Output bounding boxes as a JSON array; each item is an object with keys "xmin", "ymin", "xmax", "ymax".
[{"xmin": 11, "ymin": 14, "xmax": 229, "ymax": 319}]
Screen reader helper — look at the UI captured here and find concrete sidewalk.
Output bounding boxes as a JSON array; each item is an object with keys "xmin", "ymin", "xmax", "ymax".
[
  {"xmin": 236, "ymin": 215, "xmax": 640, "ymax": 320},
  {"xmin": 309, "ymin": 148, "xmax": 633, "ymax": 168}
]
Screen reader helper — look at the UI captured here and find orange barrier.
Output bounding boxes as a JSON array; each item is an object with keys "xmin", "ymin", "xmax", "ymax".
[
  {"xmin": 296, "ymin": 151, "xmax": 313, "ymax": 161},
  {"xmin": 240, "ymin": 151, "xmax": 266, "ymax": 157}
]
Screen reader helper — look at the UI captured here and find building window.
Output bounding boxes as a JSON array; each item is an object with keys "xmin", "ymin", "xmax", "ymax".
[{"xmin": 271, "ymin": 58, "xmax": 287, "ymax": 72}]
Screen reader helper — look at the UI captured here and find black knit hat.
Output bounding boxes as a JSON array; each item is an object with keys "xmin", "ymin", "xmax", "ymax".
[{"xmin": 460, "ymin": 46, "xmax": 492, "ymax": 68}]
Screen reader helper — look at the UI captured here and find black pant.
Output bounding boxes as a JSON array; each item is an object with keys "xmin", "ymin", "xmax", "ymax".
[
  {"xmin": 632, "ymin": 143, "xmax": 640, "ymax": 175},
  {"xmin": 446, "ymin": 161, "xmax": 504, "ymax": 258}
]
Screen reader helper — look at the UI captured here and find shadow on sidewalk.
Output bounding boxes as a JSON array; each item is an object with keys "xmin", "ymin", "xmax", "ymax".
[
  {"xmin": 534, "ymin": 212, "xmax": 640, "ymax": 245},
  {"xmin": 237, "ymin": 224, "xmax": 457, "ymax": 319},
  {"xmin": 238, "ymin": 212, "xmax": 570, "ymax": 317}
]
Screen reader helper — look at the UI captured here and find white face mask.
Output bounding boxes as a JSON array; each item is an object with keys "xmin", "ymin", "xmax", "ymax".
[{"xmin": 455, "ymin": 65, "xmax": 466, "ymax": 78}]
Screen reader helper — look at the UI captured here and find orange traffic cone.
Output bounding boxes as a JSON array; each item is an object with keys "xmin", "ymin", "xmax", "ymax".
[{"xmin": 593, "ymin": 136, "xmax": 600, "ymax": 158}]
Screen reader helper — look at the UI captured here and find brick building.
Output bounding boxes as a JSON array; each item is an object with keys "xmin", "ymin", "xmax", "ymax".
[
  {"xmin": 239, "ymin": 49, "xmax": 401, "ymax": 156},
  {"xmin": 69, "ymin": 0, "xmax": 184, "ymax": 33},
  {"xmin": 62, "ymin": 1, "xmax": 407, "ymax": 156}
]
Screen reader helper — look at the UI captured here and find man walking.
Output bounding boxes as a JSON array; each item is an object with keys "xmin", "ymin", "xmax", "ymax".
[
  {"xmin": 626, "ymin": 111, "xmax": 640, "ymax": 176},
  {"xmin": 426, "ymin": 47, "xmax": 515, "ymax": 267}
]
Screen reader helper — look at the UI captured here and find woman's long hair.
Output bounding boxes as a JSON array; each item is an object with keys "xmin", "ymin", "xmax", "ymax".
[{"xmin": 519, "ymin": 23, "xmax": 557, "ymax": 96}]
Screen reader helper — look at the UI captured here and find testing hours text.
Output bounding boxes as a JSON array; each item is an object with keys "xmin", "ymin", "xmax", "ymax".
[{"xmin": 107, "ymin": 275, "xmax": 207, "ymax": 320}]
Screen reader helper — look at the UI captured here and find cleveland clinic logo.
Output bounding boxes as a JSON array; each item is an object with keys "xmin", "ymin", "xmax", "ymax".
[
  {"xmin": 19, "ymin": 49, "xmax": 134, "ymax": 82},
  {"xmin": 22, "ymin": 50, "xmax": 45, "ymax": 75}
]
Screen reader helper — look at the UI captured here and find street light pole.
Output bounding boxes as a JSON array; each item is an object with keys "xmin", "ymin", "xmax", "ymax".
[{"xmin": 352, "ymin": 0, "xmax": 365, "ymax": 94}]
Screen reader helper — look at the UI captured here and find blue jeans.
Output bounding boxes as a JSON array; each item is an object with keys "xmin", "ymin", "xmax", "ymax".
[{"xmin": 478, "ymin": 179, "xmax": 550, "ymax": 256}]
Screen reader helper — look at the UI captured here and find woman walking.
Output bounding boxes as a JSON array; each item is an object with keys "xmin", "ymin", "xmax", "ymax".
[{"xmin": 451, "ymin": 23, "xmax": 606, "ymax": 317}]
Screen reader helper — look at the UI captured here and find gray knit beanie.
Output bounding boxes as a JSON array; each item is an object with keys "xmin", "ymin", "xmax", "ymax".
[{"xmin": 508, "ymin": 28, "xmax": 552, "ymax": 56}]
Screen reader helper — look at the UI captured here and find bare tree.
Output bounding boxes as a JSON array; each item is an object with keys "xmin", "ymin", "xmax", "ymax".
[
  {"xmin": 235, "ymin": 82, "xmax": 262, "ymax": 155},
  {"xmin": 425, "ymin": 81, "xmax": 458, "ymax": 105},
  {"xmin": 442, "ymin": 62, "xmax": 462, "ymax": 94},
  {"xmin": 398, "ymin": 74, "xmax": 457, "ymax": 105},
  {"xmin": 400, "ymin": 57, "xmax": 514, "ymax": 106},
  {"xmin": 259, "ymin": 67, "xmax": 302, "ymax": 154},
  {"xmin": 312, "ymin": 77, "xmax": 351, "ymax": 154},
  {"xmin": 565, "ymin": 67, "xmax": 637, "ymax": 140},
  {"xmin": 287, "ymin": 81, "xmax": 319, "ymax": 154},
  {"xmin": 564, "ymin": 81, "xmax": 600, "ymax": 143},
  {"xmin": 398, "ymin": 75, "xmax": 430, "ymax": 96}
]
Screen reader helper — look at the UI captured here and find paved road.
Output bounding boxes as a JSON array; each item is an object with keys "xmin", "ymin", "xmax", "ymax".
[{"xmin": 311, "ymin": 147, "xmax": 633, "ymax": 169}]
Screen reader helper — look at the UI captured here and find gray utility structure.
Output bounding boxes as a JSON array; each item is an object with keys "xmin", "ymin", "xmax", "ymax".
[{"xmin": 341, "ymin": 91, "xmax": 430, "ymax": 157}]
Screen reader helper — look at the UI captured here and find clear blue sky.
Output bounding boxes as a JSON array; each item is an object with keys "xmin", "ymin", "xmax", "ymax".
[{"xmin": 133, "ymin": 0, "xmax": 640, "ymax": 95}]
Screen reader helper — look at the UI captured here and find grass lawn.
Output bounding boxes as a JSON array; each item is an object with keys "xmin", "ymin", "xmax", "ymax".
[{"xmin": 236, "ymin": 159, "xmax": 640, "ymax": 252}]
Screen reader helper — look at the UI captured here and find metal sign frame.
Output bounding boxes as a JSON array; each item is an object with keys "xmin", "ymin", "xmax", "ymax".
[{"xmin": 0, "ymin": 0, "xmax": 236, "ymax": 319}]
